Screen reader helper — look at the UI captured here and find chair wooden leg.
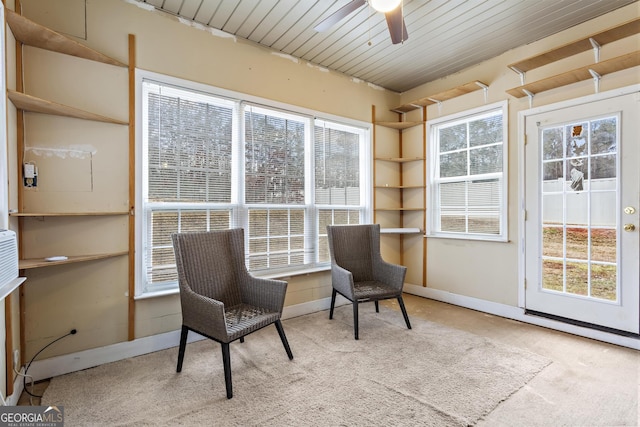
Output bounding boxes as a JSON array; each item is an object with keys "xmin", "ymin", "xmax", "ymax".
[
  {"xmin": 240, "ymin": 337, "xmax": 244, "ymax": 343},
  {"xmin": 375, "ymin": 300, "xmax": 379, "ymax": 313},
  {"xmin": 274, "ymin": 320, "xmax": 294, "ymax": 360},
  {"xmin": 221, "ymin": 343, "xmax": 233, "ymax": 399},
  {"xmin": 353, "ymin": 301, "xmax": 359, "ymax": 340},
  {"xmin": 176, "ymin": 326, "xmax": 188, "ymax": 373},
  {"xmin": 329, "ymin": 288, "xmax": 337, "ymax": 319},
  {"xmin": 397, "ymin": 296, "xmax": 412, "ymax": 330}
]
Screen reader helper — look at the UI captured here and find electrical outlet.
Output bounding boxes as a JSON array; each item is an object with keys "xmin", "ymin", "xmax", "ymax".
[
  {"xmin": 23, "ymin": 164, "xmax": 35, "ymax": 179},
  {"xmin": 13, "ymin": 349, "xmax": 20, "ymax": 372},
  {"xmin": 23, "ymin": 163, "xmax": 38, "ymax": 188}
]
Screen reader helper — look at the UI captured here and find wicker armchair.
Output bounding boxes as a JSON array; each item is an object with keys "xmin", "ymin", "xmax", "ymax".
[
  {"xmin": 171, "ymin": 229, "xmax": 293, "ymax": 399},
  {"xmin": 327, "ymin": 224, "xmax": 412, "ymax": 339}
]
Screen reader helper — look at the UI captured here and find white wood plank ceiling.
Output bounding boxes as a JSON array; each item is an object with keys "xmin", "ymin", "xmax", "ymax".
[{"xmin": 132, "ymin": 0, "xmax": 639, "ymax": 93}]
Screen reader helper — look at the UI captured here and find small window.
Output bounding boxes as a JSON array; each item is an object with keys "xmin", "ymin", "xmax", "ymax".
[{"xmin": 426, "ymin": 101, "xmax": 508, "ymax": 241}]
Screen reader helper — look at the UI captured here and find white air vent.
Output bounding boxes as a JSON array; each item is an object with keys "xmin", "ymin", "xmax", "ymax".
[{"xmin": 0, "ymin": 230, "xmax": 18, "ymax": 288}]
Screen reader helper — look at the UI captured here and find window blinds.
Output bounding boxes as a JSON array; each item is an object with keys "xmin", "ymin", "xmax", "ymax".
[
  {"xmin": 435, "ymin": 109, "xmax": 504, "ymax": 236},
  {"xmin": 139, "ymin": 77, "xmax": 369, "ymax": 294}
]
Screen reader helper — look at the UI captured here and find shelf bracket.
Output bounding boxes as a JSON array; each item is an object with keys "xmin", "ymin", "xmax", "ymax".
[
  {"xmin": 475, "ymin": 81, "xmax": 489, "ymax": 103},
  {"xmin": 589, "ymin": 37, "xmax": 601, "ymax": 63},
  {"xmin": 427, "ymin": 98, "xmax": 443, "ymax": 115},
  {"xmin": 510, "ymin": 66, "xmax": 526, "ymax": 85},
  {"xmin": 588, "ymin": 69, "xmax": 602, "ymax": 93},
  {"xmin": 522, "ymin": 89, "xmax": 535, "ymax": 108}
]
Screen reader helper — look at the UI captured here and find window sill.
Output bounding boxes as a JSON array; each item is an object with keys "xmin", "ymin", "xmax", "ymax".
[
  {"xmin": 257, "ymin": 265, "xmax": 331, "ymax": 280},
  {"xmin": 426, "ymin": 233, "xmax": 509, "ymax": 243},
  {"xmin": 134, "ymin": 265, "xmax": 331, "ymax": 300}
]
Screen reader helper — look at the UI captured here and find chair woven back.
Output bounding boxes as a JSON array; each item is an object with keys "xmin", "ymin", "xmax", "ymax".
[
  {"xmin": 327, "ymin": 224, "xmax": 381, "ymax": 282},
  {"xmin": 172, "ymin": 229, "xmax": 246, "ymax": 307}
]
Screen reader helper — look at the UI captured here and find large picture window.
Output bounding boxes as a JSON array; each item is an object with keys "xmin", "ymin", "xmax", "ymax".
[
  {"xmin": 137, "ymin": 72, "xmax": 370, "ymax": 296},
  {"xmin": 426, "ymin": 101, "xmax": 508, "ymax": 241}
]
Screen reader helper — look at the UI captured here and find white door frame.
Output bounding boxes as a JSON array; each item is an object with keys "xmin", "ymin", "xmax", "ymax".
[{"xmin": 518, "ymin": 84, "xmax": 640, "ymax": 311}]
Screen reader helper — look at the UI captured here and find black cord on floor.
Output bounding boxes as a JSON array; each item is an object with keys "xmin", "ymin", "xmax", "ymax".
[{"xmin": 22, "ymin": 329, "xmax": 77, "ymax": 398}]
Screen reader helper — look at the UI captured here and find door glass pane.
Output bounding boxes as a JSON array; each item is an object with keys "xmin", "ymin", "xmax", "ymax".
[
  {"xmin": 591, "ymin": 264, "xmax": 617, "ymax": 301},
  {"xmin": 591, "ymin": 154, "xmax": 616, "ymax": 179},
  {"xmin": 565, "ymin": 227, "xmax": 588, "ymax": 260},
  {"xmin": 543, "ymin": 160, "xmax": 563, "ymax": 181},
  {"xmin": 591, "ymin": 228, "xmax": 616, "ymax": 263},
  {"xmin": 590, "ymin": 117, "xmax": 616, "ymax": 155},
  {"xmin": 566, "ymin": 261, "xmax": 589, "ymax": 296},
  {"xmin": 542, "ymin": 193, "xmax": 562, "ymax": 225},
  {"xmin": 542, "ymin": 259, "xmax": 563, "ymax": 292},
  {"xmin": 540, "ymin": 116, "xmax": 619, "ymax": 302},
  {"xmin": 565, "ymin": 122, "xmax": 588, "ymax": 158},
  {"xmin": 542, "ymin": 226, "xmax": 563, "ymax": 258},
  {"xmin": 565, "ymin": 193, "xmax": 587, "ymax": 226},
  {"xmin": 591, "ymin": 190, "xmax": 616, "ymax": 225},
  {"xmin": 542, "ymin": 127, "xmax": 563, "ymax": 160}
]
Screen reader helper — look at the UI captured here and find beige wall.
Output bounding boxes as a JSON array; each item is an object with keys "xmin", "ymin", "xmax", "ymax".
[
  {"xmin": 5, "ymin": 0, "xmax": 639, "ymax": 366},
  {"xmin": 10, "ymin": 0, "xmax": 400, "ymax": 360},
  {"xmin": 400, "ymin": 3, "xmax": 639, "ymax": 306}
]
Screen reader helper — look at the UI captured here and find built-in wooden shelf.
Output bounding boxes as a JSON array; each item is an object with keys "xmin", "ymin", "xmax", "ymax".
[
  {"xmin": 6, "ymin": 9, "xmax": 126, "ymax": 67},
  {"xmin": 10, "ymin": 211, "xmax": 128, "ymax": 217},
  {"xmin": 375, "ymin": 121, "xmax": 424, "ymax": 130},
  {"xmin": 374, "ymin": 157, "xmax": 425, "ymax": 163},
  {"xmin": 508, "ymin": 17, "xmax": 640, "ymax": 73},
  {"xmin": 372, "ymin": 102, "xmax": 428, "ymax": 286},
  {"xmin": 380, "ymin": 227, "xmax": 422, "ymax": 234},
  {"xmin": 375, "ymin": 185, "xmax": 424, "ymax": 189},
  {"xmin": 374, "ymin": 207, "xmax": 423, "ymax": 211},
  {"xmin": 19, "ymin": 251, "xmax": 128, "ymax": 270},
  {"xmin": 506, "ymin": 50, "xmax": 640, "ymax": 98},
  {"xmin": 391, "ymin": 81, "xmax": 488, "ymax": 113},
  {"xmin": 8, "ymin": 90, "xmax": 128, "ymax": 125}
]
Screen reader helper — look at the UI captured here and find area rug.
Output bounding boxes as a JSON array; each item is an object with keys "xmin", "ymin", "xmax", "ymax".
[{"xmin": 42, "ymin": 306, "xmax": 551, "ymax": 426}]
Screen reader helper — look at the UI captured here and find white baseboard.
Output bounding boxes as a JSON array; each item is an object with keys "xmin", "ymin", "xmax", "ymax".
[
  {"xmin": 3, "ymin": 374, "xmax": 24, "ymax": 406},
  {"xmin": 27, "ymin": 295, "xmax": 350, "ymax": 383},
  {"xmin": 403, "ymin": 284, "xmax": 640, "ymax": 350}
]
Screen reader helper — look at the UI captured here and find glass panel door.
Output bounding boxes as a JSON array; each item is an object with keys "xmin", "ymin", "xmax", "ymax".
[{"xmin": 524, "ymin": 91, "xmax": 639, "ymax": 334}]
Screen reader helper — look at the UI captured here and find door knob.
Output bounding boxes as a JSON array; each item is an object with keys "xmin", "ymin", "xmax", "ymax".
[
  {"xmin": 624, "ymin": 206, "xmax": 636, "ymax": 215},
  {"xmin": 624, "ymin": 224, "xmax": 636, "ymax": 232}
]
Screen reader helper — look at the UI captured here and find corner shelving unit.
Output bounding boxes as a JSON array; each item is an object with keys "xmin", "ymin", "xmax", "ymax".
[
  {"xmin": 5, "ymin": 6, "xmax": 137, "ymax": 394},
  {"xmin": 372, "ymin": 105, "xmax": 426, "ymax": 286},
  {"xmin": 390, "ymin": 81, "xmax": 488, "ymax": 113},
  {"xmin": 373, "ymin": 81, "xmax": 489, "ymax": 287},
  {"xmin": 506, "ymin": 17, "xmax": 640, "ymax": 100}
]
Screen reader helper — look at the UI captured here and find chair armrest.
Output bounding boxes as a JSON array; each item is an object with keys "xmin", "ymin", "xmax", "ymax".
[
  {"xmin": 179, "ymin": 281, "xmax": 228, "ymax": 339},
  {"xmin": 331, "ymin": 263, "xmax": 355, "ymax": 299},
  {"xmin": 240, "ymin": 275, "xmax": 288, "ymax": 314},
  {"xmin": 374, "ymin": 260, "xmax": 407, "ymax": 291}
]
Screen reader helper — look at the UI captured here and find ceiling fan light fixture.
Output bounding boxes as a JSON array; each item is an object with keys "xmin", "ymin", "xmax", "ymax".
[{"xmin": 370, "ymin": 0, "xmax": 401, "ymax": 13}]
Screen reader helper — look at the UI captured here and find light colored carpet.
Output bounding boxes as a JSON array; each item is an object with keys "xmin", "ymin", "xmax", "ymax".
[{"xmin": 42, "ymin": 306, "xmax": 551, "ymax": 426}]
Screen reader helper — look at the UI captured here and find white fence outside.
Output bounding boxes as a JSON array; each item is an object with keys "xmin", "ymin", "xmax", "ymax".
[{"xmin": 542, "ymin": 178, "xmax": 616, "ymax": 226}]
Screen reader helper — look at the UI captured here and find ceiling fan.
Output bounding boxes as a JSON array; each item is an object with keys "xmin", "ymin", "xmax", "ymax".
[{"xmin": 314, "ymin": 0, "xmax": 408, "ymax": 44}]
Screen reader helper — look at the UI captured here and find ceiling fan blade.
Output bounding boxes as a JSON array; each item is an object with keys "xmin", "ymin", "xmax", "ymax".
[
  {"xmin": 314, "ymin": 0, "xmax": 367, "ymax": 32},
  {"xmin": 385, "ymin": 6, "xmax": 408, "ymax": 44}
]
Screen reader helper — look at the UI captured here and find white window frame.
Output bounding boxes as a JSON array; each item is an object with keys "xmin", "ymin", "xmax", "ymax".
[
  {"xmin": 426, "ymin": 101, "xmax": 508, "ymax": 242},
  {"xmin": 135, "ymin": 70, "xmax": 371, "ymax": 298}
]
